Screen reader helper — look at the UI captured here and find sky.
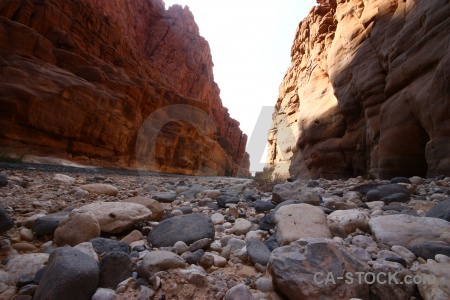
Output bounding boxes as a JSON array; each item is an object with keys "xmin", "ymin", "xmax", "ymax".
[{"xmin": 163, "ymin": 0, "xmax": 317, "ymax": 173}]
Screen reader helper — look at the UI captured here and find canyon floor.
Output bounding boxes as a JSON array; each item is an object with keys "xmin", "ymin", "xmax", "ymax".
[{"xmin": 0, "ymin": 163, "xmax": 450, "ymax": 300}]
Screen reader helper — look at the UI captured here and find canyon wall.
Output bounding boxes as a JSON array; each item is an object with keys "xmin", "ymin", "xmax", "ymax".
[
  {"xmin": 267, "ymin": 0, "xmax": 450, "ymax": 180},
  {"xmin": 0, "ymin": 0, "xmax": 249, "ymax": 176}
]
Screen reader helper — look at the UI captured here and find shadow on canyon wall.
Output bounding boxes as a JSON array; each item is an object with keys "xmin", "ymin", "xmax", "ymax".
[{"xmin": 282, "ymin": 0, "xmax": 450, "ymax": 180}]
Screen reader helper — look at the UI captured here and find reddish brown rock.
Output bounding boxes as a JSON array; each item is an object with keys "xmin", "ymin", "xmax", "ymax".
[
  {"xmin": 267, "ymin": 0, "xmax": 450, "ymax": 179},
  {"xmin": 0, "ymin": 0, "xmax": 249, "ymax": 176}
]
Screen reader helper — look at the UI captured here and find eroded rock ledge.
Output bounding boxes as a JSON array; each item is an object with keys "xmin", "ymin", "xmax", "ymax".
[
  {"xmin": 0, "ymin": 0, "xmax": 249, "ymax": 176},
  {"xmin": 267, "ymin": 0, "xmax": 450, "ymax": 179}
]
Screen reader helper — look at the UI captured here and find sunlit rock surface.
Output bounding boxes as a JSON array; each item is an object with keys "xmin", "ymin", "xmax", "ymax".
[{"xmin": 267, "ymin": 0, "xmax": 450, "ymax": 179}]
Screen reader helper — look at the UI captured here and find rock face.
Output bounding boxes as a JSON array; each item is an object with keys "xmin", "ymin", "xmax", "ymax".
[
  {"xmin": 0, "ymin": 0, "xmax": 249, "ymax": 177},
  {"xmin": 426, "ymin": 199, "xmax": 450, "ymax": 222},
  {"xmin": 80, "ymin": 184, "xmax": 119, "ymax": 196},
  {"xmin": 267, "ymin": 0, "xmax": 450, "ymax": 179}
]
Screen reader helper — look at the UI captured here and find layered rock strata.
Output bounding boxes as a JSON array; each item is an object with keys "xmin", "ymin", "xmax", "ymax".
[
  {"xmin": 267, "ymin": 0, "xmax": 450, "ymax": 179},
  {"xmin": 0, "ymin": 0, "xmax": 249, "ymax": 176}
]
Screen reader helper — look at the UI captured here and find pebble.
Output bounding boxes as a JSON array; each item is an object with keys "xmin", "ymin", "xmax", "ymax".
[
  {"xmin": 231, "ymin": 218, "xmax": 253, "ymax": 235},
  {"xmin": 153, "ymin": 192, "xmax": 177, "ymax": 203},
  {"xmin": 199, "ymin": 253, "xmax": 215, "ymax": 269},
  {"xmin": 211, "ymin": 213, "xmax": 225, "ymax": 224},
  {"xmin": 255, "ymin": 277, "xmax": 273, "ymax": 292},
  {"xmin": 92, "ymin": 288, "xmax": 116, "ymax": 300},
  {"xmin": 137, "ymin": 286, "xmax": 155, "ymax": 300},
  {"xmin": 80, "ymin": 183, "xmax": 119, "ymax": 196},
  {"xmin": 224, "ymin": 284, "xmax": 253, "ymax": 300},
  {"xmin": 391, "ymin": 245, "xmax": 416, "ymax": 263},
  {"xmin": 212, "ymin": 254, "xmax": 227, "ymax": 267},
  {"xmin": 73, "ymin": 242, "xmax": 99, "ymax": 262},
  {"xmin": 173, "ymin": 241, "xmax": 189, "ymax": 254},
  {"xmin": 11, "ymin": 242, "xmax": 37, "ymax": 252},
  {"xmin": 34, "ymin": 248, "xmax": 99, "ymax": 299},
  {"xmin": 171, "ymin": 209, "xmax": 183, "ymax": 217},
  {"xmin": 19, "ymin": 228, "xmax": 34, "ymax": 242},
  {"xmin": 247, "ymin": 240, "xmax": 271, "ymax": 266},
  {"xmin": 120, "ymin": 230, "xmax": 144, "ymax": 244},
  {"xmin": 435, "ymin": 254, "xmax": 450, "ymax": 264},
  {"xmin": 54, "ymin": 209, "xmax": 101, "ymax": 246},
  {"xmin": 32, "ymin": 211, "xmax": 70, "ymax": 236},
  {"xmin": 188, "ymin": 238, "xmax": 212, "ymax": 252},
  {"xmin": 99, "ymin": 251, "xmax": 132, "ymax": 289},
  {"xmin": 245, "ymin": 230, "xmax": 262, "ymax": 242},
  {"xmin": 209, "ymin": 241, "xmax": 222, "ymax": 252},
  {"xmin": 52, "ymin": 174, "xmax": 75, "ymax": 185}
]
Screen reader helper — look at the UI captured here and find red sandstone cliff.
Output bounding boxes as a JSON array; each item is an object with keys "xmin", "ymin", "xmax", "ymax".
[
  {"xmin": 267, "ymin": 0, "xmax": 450, "ymax": 179},
  {"xmin": 0, "ymin": 0, "xmax": 249, "ymax": 176}
]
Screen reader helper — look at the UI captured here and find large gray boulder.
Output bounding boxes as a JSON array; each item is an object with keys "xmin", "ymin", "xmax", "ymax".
[
  {"xmin": 148, "ymin": 213, "xmax": 214, "ymax": 247},
  {"xmin": 79, "ymin": 183, "xmax": 118, "ymax": 196},
  {"xmin": 268, "ymin": 238, "xmax": 370, "ymax": 300},
  {"xmin": 34, "ymin": 248, "xmax": 99, "ymax": 300}
]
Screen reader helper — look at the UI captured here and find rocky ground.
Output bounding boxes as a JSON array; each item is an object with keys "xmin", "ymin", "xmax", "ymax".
[{"xmin": 0, "ymin": 166, "xmax": 450, "ymax": 300}]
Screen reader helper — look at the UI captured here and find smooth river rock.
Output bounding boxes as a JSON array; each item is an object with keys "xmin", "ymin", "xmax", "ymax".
[
  {"xmin": 268, "ymin": 238, "xmax": 370, "ymax": 300},
  {"xmin": 147, "ymin": 213, "xmax": 214, "ymax": 247},
  {"xmin": 78, "ymin": 202, "xmax": 151, "ymax": 233},
  {"xmin": 275, "ymin": 204, "xmax": 332, "ymax": 246},
  {"xmin": 369, "ymin": 215, "xmax": 450, "ymax": 249},
  {"xmin": 34, "ymin": 248, "xmax": 99, "ymax": 300}
]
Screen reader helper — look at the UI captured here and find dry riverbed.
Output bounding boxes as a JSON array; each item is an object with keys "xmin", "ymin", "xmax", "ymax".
[{"xmin": 1, "ymin": 166, "xmax": 450, "ymax": 300}]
